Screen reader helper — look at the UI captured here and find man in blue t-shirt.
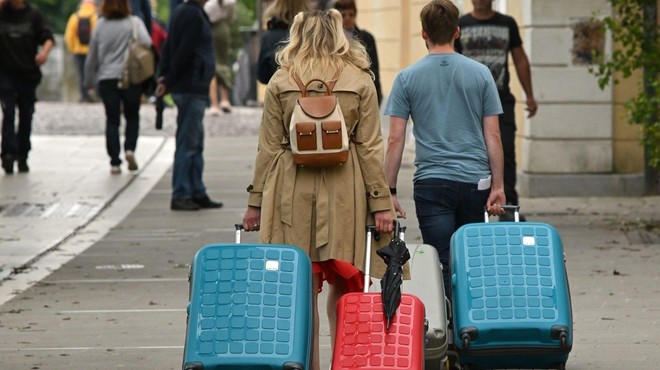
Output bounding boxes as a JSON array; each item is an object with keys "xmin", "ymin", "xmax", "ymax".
[
  {"xmin": 455, "ymin": 0, "xmax": 538, "ymax": 219},
  {"xmin": 384, "ymin": 0, "xmax": 505, "ymax": 295}
]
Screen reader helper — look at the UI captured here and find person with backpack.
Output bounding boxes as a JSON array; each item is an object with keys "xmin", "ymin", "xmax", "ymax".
[
  {"xmin": 65, "ymin": 0, "xmax": 98, "ymax": 103},
  {"xmin": 84, "ymin": 0, "xmax": 152, "ymax": 174},
  {"xmin": 242, "ymin": 10, "xmax": 395, "ymax": 370}
]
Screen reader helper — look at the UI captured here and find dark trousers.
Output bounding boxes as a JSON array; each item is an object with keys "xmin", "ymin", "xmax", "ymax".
[
  {"xmin": 73, "ymin": 54, "xmax": 94, "ymax": 102},
  {"xmin": 0, "ymin": 72, "xmax": 38, "ymax": 160},
  {"xmin": 414, "ymin": 178, "xmax": 490, "ymax": 295},
  {"xmin": 500, "ymin": 99, "xmax": 518, "ymax": 206},
  {"xmin": 98, "ymin": 79, "xmax": 142, "ymax": 166}
]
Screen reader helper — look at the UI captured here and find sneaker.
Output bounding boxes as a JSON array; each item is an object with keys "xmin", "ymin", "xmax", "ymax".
[
  {"xmin": 171, "ymin": 198, "xmax": 201, "ymax": 211},
  {"xmin": 220, "ymin": 101, "xmax": 232, "ymax": 113},
  {"xmin": 192, "ymin": 195, "xmax": 223, "ymax": 209},
  {"xmin": 2, "ymin": 154, "xmax": 14, "ymax": 174},
  {"xmin": 110, "ymin": 165, "xmax": 121, "ymax": 174},
  {"xmin": 17, "ymin": 157, "xmax": 29, "ymax": 173},
  {"xmin": 125, "ymin": 151, "xmax": 138, "ymax": 171},
  {"xmin": 207, "ymin": 106, "xmax": 221, "ymax": 117}
]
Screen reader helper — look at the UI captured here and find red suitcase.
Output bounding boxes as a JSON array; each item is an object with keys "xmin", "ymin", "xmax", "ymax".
[{"xmin": 331, "ymin": 226, "xmax": 426, "ymax": 370}]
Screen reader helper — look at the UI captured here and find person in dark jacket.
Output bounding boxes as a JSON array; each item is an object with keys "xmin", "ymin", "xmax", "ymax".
[
  {"xmin": 156, "ymin": 0, "xmax": 223, "ymax": 211},
  {"xmin": 334, "ymin": 0, "xmax": 382, "ymax": 104},
  {"xmin": 129, "ymin": 0, "xmax": 151, "ymax": 33},
  {"xmin": 256, "ymin": 0, "xmax": 310, "ymax": 84},
  {"xmin": 0, "ymin": 0, "xmax": 54, "ymax": 174}
]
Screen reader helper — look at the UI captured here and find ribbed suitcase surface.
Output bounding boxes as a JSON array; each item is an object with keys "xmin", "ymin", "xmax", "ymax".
[
  {"xmin": 451, "ymin": 222, "xmax": 572, "ymax": 370},
  {"xmin": 332, "ymin": 292, "xmax": 425, "ymax": 370},
  {"xmin": 183, "ymin": 244, "xmax": 313, "ymax": 370}
]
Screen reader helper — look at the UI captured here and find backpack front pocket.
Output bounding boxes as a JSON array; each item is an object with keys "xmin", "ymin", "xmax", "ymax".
[
  {"xmin": 295, "ymin": 122, "xmax": 317, "ymax": 151},
  {"xmin": 321, "ymin": 121, "xmax": 342, "ymax": 150}
]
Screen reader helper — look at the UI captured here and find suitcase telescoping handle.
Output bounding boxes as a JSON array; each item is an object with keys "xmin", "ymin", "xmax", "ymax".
[
  {"xmin": 484, "ymin": 205, "xmax": 521, "ymax": 222},
  {"xmin": 365, "ymin": 225, "xmax": 375, "ymax": 293},
  {"xmin": 234, "ymin": 223, "xmax": 244, "ymax": 244},
  {"xmin": 364, "ymin": 221, "xmax": 406, "ymax": 293}
]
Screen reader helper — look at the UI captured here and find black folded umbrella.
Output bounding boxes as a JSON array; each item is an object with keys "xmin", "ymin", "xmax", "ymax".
[{"xmin": 376, "ymin": 221, "xmax": 410, "ymax": 330}]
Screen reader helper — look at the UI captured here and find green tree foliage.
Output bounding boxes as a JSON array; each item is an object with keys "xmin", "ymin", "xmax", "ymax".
[
  {"xmin": 30, "ymin": 0, "xmax": 80, "ymax": 34},
  {"xmin": 591, "ymin": 0, "xmax": 660, "ymax": 169}
]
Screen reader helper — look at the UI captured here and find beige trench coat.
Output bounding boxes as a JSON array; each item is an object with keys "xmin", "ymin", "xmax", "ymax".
[{"xmin": 247, "ymin": 66, "xmax": 395, "ymax": 279}]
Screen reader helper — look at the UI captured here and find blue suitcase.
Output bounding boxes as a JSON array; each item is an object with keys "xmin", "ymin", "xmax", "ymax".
[
  {"xmin": 450, "ymin": 206, "xmax": 572, "ymax": 370},
  {"xmin": 183, "ymin": 225, "xmax": 313, "ymax": 370}
]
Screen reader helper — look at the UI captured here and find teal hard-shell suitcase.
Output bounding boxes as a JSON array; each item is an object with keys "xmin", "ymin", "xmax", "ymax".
[
  {"xmin": 450, "ymin": 207, "xmax": 573, "ymax": 370},
  {"xmin": 182, "ymin": 225, "xmax": 313, "ymax": 370}
]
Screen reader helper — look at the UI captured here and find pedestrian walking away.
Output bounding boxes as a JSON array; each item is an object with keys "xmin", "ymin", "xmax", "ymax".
[
  {"xmin": 204, "ymin": 0, "xmax": 237, "ymax": 116},
  {"xmin": 384, "ymin": 0, "xmax": 506, "ymax": 296},
  {"xmin": 156, "ymin": 0, "xmax": 223, "ymax": 211},
  {"xmin": 242, "ymin": 9, "xmax": 395, "ymax": 370},
  {"xmin": 129, "ymin": 0, "xmax": 152, "ymax": 34},
  {"xmin": 64, "ymin": 0, "xmax": 99, "ymax": 103},
  {"xmin": 455, "ymin": 0, "xmax": 538, "ymax": 220},
  {"xmin": 334, "ymin": 0, "xmax": 383, "ymax": 104},
  {"xmin": 256, "ymin": 0, "xmax": 310, "ymax": 85},
  {"xmin": 0, "ymin": 0, "xmax": 54, "ymax": 174},
  {"xmin": 84, "ymin": 0, "xmax": 152, "ymax": 174}
]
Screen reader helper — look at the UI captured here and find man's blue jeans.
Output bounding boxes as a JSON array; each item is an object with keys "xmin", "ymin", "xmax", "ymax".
[
  {"xmin": 414, "ymin": 178, "xmax": 490, "ymax": 295},
  {"xmin": 172, "ymin": 93, "xmax": 208, "ymax": 200}
]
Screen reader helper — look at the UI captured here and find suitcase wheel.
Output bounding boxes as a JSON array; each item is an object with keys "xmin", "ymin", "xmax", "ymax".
[{"xmin": 283, "ymin": 362, "xmax": 304, "ymax": 370}]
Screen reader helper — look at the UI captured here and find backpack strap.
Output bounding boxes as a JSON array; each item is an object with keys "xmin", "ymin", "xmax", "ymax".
[{"xmin": 130, "ymin": 16, "xmax": 138, "ymax": 42}]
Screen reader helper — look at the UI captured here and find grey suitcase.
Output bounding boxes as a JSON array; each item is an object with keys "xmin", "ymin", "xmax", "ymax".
[{"xmin": 404, "ymin": 243, "xmax": 449, "ymax": 369}]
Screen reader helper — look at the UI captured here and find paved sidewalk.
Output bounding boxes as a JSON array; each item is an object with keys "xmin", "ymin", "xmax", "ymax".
[{"xmin": 0, "ymin": 102, "xmax": 659, "ymax": 369}]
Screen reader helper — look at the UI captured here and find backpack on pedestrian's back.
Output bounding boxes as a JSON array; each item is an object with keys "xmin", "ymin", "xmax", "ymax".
[
  {"xmin": 288, "ymin": 71, "xmax": 350, "ymax": 168},
  {"xmin": 121, "ymin": 17, "xmax": 155, "ymax": 88},
  {"xmin": 77, "ymin": 14, "xmax": 92, "ymax": 46}
]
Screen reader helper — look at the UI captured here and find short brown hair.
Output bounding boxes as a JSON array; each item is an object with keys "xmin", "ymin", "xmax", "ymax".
[
  {"xmin": 101, "ymin": 0, "xmax": 132, "ymax": 19},
  {"xmin": 334, "ymin": 0, "xmax": 357, "ymax": 14},
  {"xmin": 420, "ymin": 0, "xmax": 459, "ymax": 45}
]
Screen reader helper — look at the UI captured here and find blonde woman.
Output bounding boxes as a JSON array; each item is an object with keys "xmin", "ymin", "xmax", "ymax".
[
  {"xmin": 243, "ymin": 9, "xmax": 395, "ymax": 369},
  {"xmin": 256, "ymin": 0, "xmax": 310, "ymax": 84}
]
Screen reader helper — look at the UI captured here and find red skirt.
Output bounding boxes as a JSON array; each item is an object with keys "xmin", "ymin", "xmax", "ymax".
[{"xmin": 311, "ymin": 259, "xmax": 369, "ymax": 293}]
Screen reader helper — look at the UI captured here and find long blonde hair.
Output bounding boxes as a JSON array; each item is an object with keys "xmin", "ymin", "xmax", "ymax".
[
  {"xmin": 262, "ymin": 0, "xmax": 310, "ymax": 26},
  {"xmin": 276, "ymin": 9, "xmax": 372, "ymax": 82}
]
